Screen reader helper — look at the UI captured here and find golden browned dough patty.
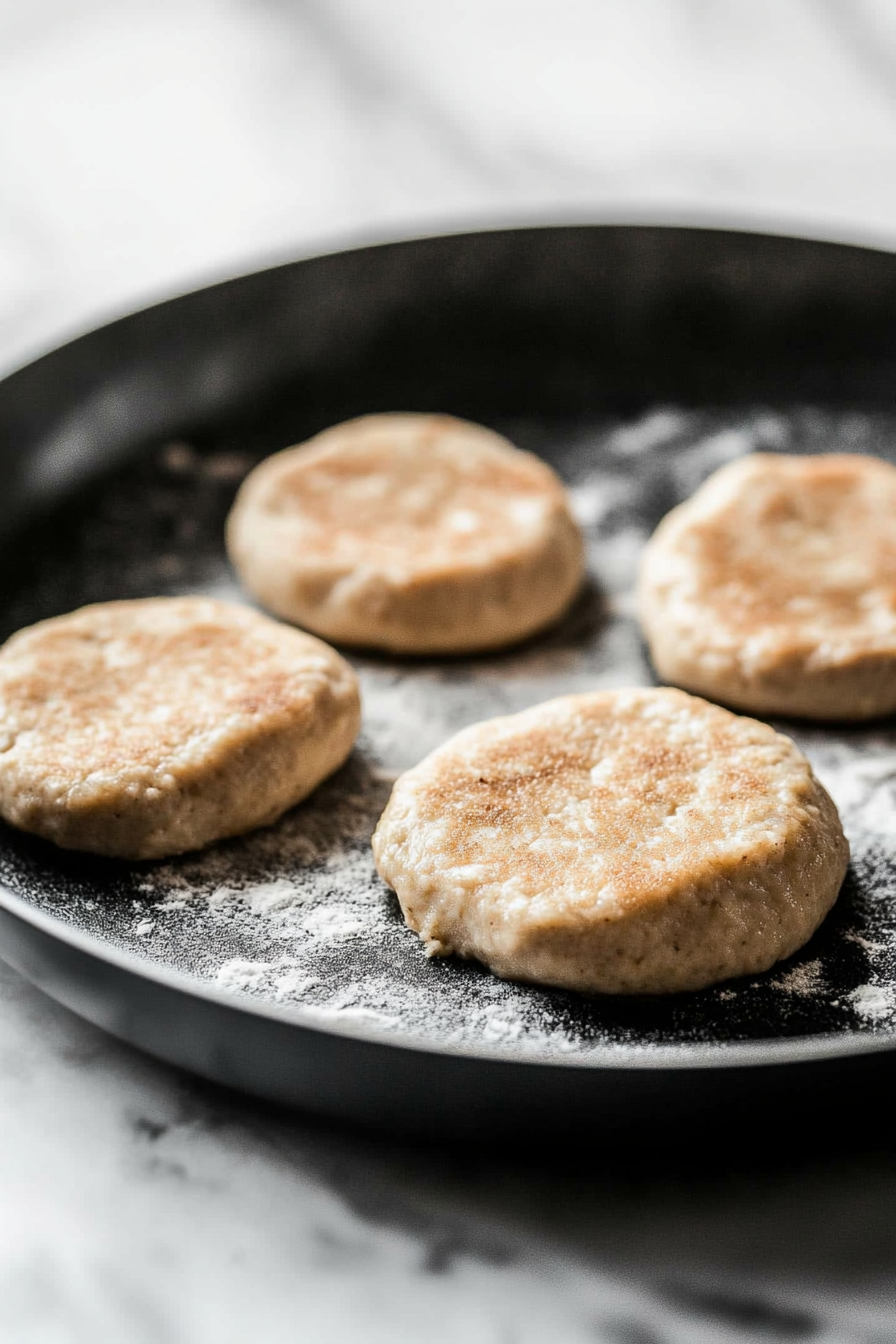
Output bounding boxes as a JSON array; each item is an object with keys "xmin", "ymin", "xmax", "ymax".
[
  {"xmin": 225, "ymin": 413, "xmax": 585, "ymax": 654},
  {"xmin": 639, "ymin": 453, "xmax": 896, "ymax": 720},
  {"xmin": 0, "ymin": 597, "xmax": 360, "ymax": 859},
  {"xmin": 371, "ymin": 688, "xmax": 847, "ymax": 995}
]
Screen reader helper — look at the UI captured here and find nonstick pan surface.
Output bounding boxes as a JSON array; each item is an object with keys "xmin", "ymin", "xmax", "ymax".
[{"xmin": 2, "ymin": 224, "xmax": 896, "ymax": 1139}]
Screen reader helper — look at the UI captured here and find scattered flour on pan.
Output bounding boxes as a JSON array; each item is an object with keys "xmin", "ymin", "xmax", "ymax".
[
  {"xmin": 843, "ymin": 931, "xmax": 889, "ymax": 955},
  {"xmin": 606, "ymin": 408, "xmax": 692, "ymax": 456},
  {"xmin": 848, "ymin": 984, "xmax": 896, "ymax": 1023},
  {"xmin": 206, "ymin": 923, "xmax": 587, "ymax": 1053},
  {"xmin": 808, "ymin": 743, "xmax": 896, "ymax": 844},
  {"xmin": 567, "ymin": 474, "xmax": 633, "ymax": 530},
  {"xmin": 300, "ymin": 993, "xmax": 402, "ymax": 1031},
  {"xmin": 216, "ymin": 957, "xmax": 319, "ymax": 1000},
  {"xmin": 473, "ymin": 1006, "xmax": 581, "ymax": 1054},
  {"xmin": 226, "ymin": 879, "xmax": 311, "ymax": 916},
  {"xmin": 770, "ymin": 960, "xmax": 825, "ymax": 997}
]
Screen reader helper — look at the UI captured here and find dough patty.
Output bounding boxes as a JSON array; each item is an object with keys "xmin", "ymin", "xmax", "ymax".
[
  {"xmin": 639, "ymin": 453, "xmax": 896, "ymax": 720},
  {"xmin": 0, "ymin": 597, "xmax": 360, "ymax": 859},
  {"xmin": 226, "ymin": 413, "xmax": 585, "ymax": 654},
  {"xmin": 372, "ymin": 688, "xmax": 847, "ymax": 995}
]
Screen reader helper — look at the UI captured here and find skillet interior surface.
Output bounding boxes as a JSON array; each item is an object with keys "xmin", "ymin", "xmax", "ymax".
[{"xmin": 2, "ymin": 225, "xmax": 896, "ymax": 1125}]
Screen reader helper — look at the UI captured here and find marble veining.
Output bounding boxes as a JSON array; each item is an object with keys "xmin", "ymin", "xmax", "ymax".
[{"xmin": 5, "ymin": 951, "xmax": 896, "ymax": 1343}]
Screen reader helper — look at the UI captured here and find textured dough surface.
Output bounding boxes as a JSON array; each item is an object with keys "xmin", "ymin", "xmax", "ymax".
[
  {"xmin": 226, "ymin": 413, "xmax": 585, "ymax": 654},
  {"xmin": 0, "ymin": 598, "xmax": 360, "ymax": 859},
  {"xmin": 372, "ymin": 688, "xmax": 848, "ymax": 995},
  {"xmin": 639, "ymin": 453, "xmax": 896, "ymax": 720}
]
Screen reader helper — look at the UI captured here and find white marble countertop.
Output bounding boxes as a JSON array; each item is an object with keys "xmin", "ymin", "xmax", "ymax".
[{"xmin": 4, "ymin": 3, "xmax": 896, "ymax": 1340}]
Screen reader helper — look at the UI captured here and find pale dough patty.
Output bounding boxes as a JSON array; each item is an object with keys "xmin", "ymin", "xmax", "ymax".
[
  {"xmin": 0, "ymin": 597, "xmax": 360, "ymax": 859},
  {"xmin": 372, "ymin": 688, "xmax": 847, "ymax": 995},
  {"xmin": 225, "ymin": 414, "xmax": 585, "ymax": 654},
  {"xmin": 639, "ymin": 453, "xmax": 896, "ymax": 720}
]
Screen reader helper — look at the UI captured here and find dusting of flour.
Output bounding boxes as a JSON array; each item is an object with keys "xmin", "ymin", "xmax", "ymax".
[{"xmin": 849, "ymin": 984, "xmax": 896, "ymax": 1023}]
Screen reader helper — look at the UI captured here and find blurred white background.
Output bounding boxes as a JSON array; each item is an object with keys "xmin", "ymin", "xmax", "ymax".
[{"xmin": 4, "ymin": 0, "xmax": 896, "ymax": 373}]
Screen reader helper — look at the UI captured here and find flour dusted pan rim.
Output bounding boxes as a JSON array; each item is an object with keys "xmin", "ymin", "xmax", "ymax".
[{"xmin": 2, "ymin": 879, "xmax": 895, "ymax": 1072}]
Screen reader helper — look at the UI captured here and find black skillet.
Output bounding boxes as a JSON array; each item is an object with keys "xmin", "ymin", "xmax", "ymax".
[{"xmin": 2, "ymin": 224, "xmax": 896, "ymax": 1143}]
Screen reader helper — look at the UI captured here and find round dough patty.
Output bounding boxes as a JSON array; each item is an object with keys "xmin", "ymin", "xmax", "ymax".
[
  {"xmin": 226, "ymin": 413, "xmax": 585, "ymax": 654},
  {"xmin": 0, "ymin": 597, "xmax": 360, "ymax": 859},
  {"xmin": 371, "ymin": 688, "xmax": 847, "ymax": 995},
  {"xmin": 639, "ymin": 453, "xmax": 896, "ymax": 720}
]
